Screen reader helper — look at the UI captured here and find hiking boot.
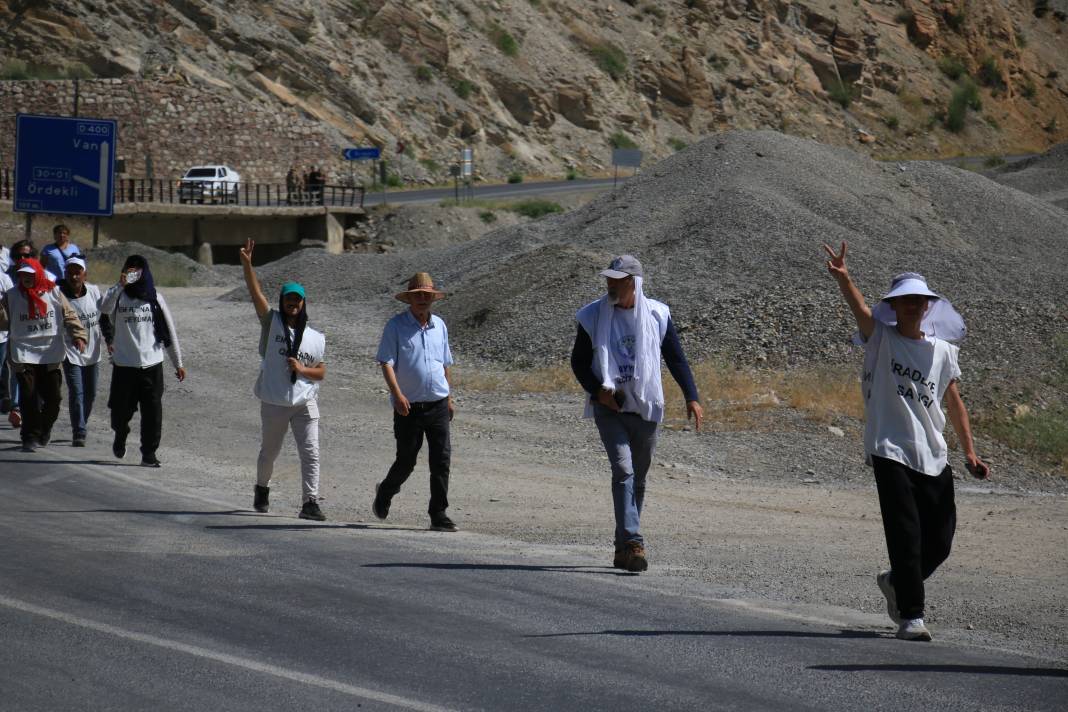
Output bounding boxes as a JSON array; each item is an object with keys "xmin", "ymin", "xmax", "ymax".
[
  {"xmin": 299, "ymin": 499, "xmax": 326, "ymax": 521},
  {"xmin": 896, "ymin": 618, "xmax": 932, "ymax": 642},
  {"xmin": 20, "ymin": 440, "xmax": 36, "ymax": 453},
  {"xmin": 613, "ymin": 546, "xmax": 628, "ymax": 570},
  {"xmin": 625, "ymin": 541, "xmax": 648, "ymax": 573},
  {"xmin": 112, "ymin": 435, "xmax": 126, "ymax": 459},
  {"xmin": 430, "ymin": 513, "xmax": 458, "ymax": 532},
  {"xmin": 372, "ymin": 482, "xmax": 390, "ymax": 521},
  {"xmin": 253, "ymin": 485, "xmax": 270, "ymax": 513},
  {"xmin": 877, "ymin": 570, "xmax": 902, "ymax": 625},
  {"xmin": 72, "ymin": 435, "xmax": 86, "ymax": 447},
  {"xmin": 141, "ymin": 455, "xmax": 162, "ymax": 468},
  {"xmin": 8, "ymin": 408, "xmax": 22, "ymax": 428}
]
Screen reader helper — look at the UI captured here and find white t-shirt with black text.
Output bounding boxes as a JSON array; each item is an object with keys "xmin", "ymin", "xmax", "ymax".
[{"xmin": 862, "ymin": 321, "xmax": 962, "ymax": 476}]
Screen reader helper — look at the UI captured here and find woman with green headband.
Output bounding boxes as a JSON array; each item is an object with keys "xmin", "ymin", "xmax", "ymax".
[{"xmin": 239, "ymin": 238, "xmax": 327, "ymax": 521}]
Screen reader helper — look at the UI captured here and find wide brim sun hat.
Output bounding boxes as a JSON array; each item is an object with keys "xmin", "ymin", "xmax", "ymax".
[{"xmin": 395, "ymin": 272, "xmax": 446, "ymax": 303}]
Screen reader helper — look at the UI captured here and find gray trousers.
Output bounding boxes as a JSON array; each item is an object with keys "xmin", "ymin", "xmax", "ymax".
[
  {"xmin": 593, "ymin": 403, "xmax": 659, "ymax": 546},
  {"xmin": 256, "ymin": 400, "xmax": 320, "ymax": 503}
]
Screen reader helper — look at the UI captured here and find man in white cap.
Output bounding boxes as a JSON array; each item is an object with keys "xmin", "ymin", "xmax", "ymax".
[
  {"xmin": 0, "ymin": 258, "xmax": 87, "ymax": 452},
  {"xmin": 373, "ymin": 272, "xmax": 457, "ymax": 532},
  {"xmin": 824, "ymin": 241, "xmax": 989, "ymax": 642},
  {"xmin": 571, "ymin": 255, "xmax": 703, "ymax": 572},
  {"xmin": 59, "ymin": 256, "xmax": 104, "ymax": 447}
]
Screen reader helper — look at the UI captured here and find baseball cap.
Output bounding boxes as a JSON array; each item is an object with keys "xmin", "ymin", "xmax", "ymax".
[
  {"xmin": 600, "ymin": 254, "xmax": 643, "ymax": 279},
  {"xmin": 66, "ymin": 256, "xmax": 87, "ymax": 271},
  {"xmin": 280, "ymin": 281, "xmax": 306, "ymax": 299},
  {"xmin": 16, "ymin": 264, "xmax": 36, "ymax": 274}
]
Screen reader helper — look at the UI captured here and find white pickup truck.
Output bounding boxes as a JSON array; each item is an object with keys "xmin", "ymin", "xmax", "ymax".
[{"xmin": 178, "ymin": 165, "xmax": 242, "ymax": 204}]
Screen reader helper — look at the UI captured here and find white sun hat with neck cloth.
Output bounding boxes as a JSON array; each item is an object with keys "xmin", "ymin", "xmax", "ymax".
[{"xmin": 853, "ymin": 272, "xmax": 966, "ymax": 344}]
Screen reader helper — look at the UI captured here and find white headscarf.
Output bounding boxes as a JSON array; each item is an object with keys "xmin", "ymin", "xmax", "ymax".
[{"xmin": 592, "ymin": 275, "xmax": 665, "ymax": 419}]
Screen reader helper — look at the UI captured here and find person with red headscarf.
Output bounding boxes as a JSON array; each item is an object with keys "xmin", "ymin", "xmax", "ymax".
[{"xmin": 0, "ymin": 257, "xmax": 87, "ymax": 452}]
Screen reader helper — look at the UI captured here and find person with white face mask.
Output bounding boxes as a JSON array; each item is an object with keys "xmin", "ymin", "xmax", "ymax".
[
  {"xmin": 59, "ymin": 256, "xmax": 104, "ymax": 447},
  {"xmin": 239, "ymin": 238, "xmax": 327, "ymax": 521},
  {"xmin": 824, "ymin": 241, "xmax": 989, "ymax": 643},
  {"xmin": 571, "ymin": 255, "xmax": 703, "ymax": 573}
]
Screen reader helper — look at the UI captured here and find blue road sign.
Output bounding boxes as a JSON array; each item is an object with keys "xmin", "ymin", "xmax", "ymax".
[
  {"xmin": 343, "ymin": 147, "xmax": 381, "ymax": 161},
  {"xmin": 15, "ymin": 114, "xmax": 117, "ymax": 217}
]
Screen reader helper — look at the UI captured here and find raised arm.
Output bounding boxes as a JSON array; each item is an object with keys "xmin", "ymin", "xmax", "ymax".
[
  {"xmin": 823, "ymin": 241, "xmax": 874, "ymax": 341},
  {"xmin": 239, "ymin": 238, "xmax": 269, "ymax": 320}
]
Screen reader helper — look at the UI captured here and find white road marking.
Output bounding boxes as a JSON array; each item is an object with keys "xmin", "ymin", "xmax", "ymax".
[{"xmin": 0, "ymin": 594, "xmax": 455, "ymax": 712}]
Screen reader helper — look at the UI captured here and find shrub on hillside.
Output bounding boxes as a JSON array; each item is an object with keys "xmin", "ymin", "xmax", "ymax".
[
  {"xmin": 509, "ymin": 199, "xmax": 563, "ymax": 219},
  {"xmin": 609, "ymin": 132, "xmax": 639, "ymax": 149},
  {"xmin": 828, "ymin": 80, "xmax": 856, "ymax": 109},
  {"xmin": 589, "ymin": 43, "xmax": 628, "ymax": 81},
  {"xmin": 938, "ymin": 56, "xmax": 966, "ymax": 80}
]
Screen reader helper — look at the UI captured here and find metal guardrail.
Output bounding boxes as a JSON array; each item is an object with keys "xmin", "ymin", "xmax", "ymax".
[{"xmin": 0, "ymin": 169, "xmax": 364, "ymax": 208}]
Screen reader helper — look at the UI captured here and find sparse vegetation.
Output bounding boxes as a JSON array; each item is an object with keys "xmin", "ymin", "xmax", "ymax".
[
  {"xmin": 828, "ymin": 80, "xmax": 856, "ymax": 109},
  {"xmin": 668, "ymin": 137, "xmax": 688, "ymax": 151},
  {"xmin": 938, "ymin": 56, "xmax": 967, "ymax": 80},
  {"xmin": 977, "ymin": 56, "xmax": 1005, "ymax": 90},
  {"xmin": 419, "ymin": 158, "xmax": 441, "ymax": 173},
  {"xmin": 1020, "ymin": 78, "xmax": 1037, "ymax": 99},
  {"xmin": 509, "ymin": 199, "xmax": 563, "ymax": 219},
  {"xmin": 944, "ymin": 10, "xmax": 966, "ymax": 32},
  {"xmin": 588, "ymin": 43, "xmax": 628, "ymax": 81},
  {"xmin": 0, "ymin": 59, "xmax": 95, "ymax": 80},
  {"xmin": 706, "ymin": 53, "xmax": 730, "ymax": 71},
  {"xmin": 983, "ymin": 156, "xmax": 1006, "ymax": 168},
  {"xmin": 987, "ymin": 409, "xmax": 1068, "ymax": 471},
  {"xmin": 609, "ymin": 131, "xmax": 639, "ymax": 149},
  {"xmin": 566, "ymin": 167, "xmax": 579, "ymax": 180},
  {"xmin": 414, "ymin": 65, "xmax": 433, "ymax": 83},
  {"xmin": 883, "ymin": 115, "xmax": 901, "ymax": 130},
  {"xmin": 478, "ymin": 210, "xmax": 497, "ymax": 224},
  {"xmin": 451, "ymin": 78, "xmax": 474, "ymax": 99},
  {"xmin": 641, "ymin": 3, "xmax": 666, "ymax": 20},
  {"xmin": 984, "ymin": 115, "xmax": 1001, "ymax": 130},
  {"xmin": 507, "ymin": 171, "xmax": 523, "ymax": 184},
  {"xmin": 1015, "ymin": 30, "xmax": 1028, "ymax": 48},
  {"xmin": 945, "ymin": 79, "xmax": 981, "ymax": 133},
  {"xmin": 491, "ymin": 25, "xmax": 520, "ymax": 57}
]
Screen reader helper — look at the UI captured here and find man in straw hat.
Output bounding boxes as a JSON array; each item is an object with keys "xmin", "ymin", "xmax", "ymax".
[
  {"xmin": 373, "ymin": 272, "xmax": 457, "ymax": 532},
  {"xmin": 824, "ymin": 241, "xmax": 989, "ymax": 642},
  {"xmin": 571, "ymin": 255, "xmax": 703, "ymax": 573}
]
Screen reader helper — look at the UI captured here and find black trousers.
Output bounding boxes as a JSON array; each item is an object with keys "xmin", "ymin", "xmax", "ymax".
[
  {"xmin": 380, "ymin": 398, "xmax": 451, "ymax": 515},
  {"xmin": 15, "ymin": 364, "xmax": 62, "ymax": 444},
  {"xmin": 873, "ymin": 455, "xmax": 957, "ymax": 620},
  {"xmin": 109, "ymin": 363, "xmax": 165, "ymax": 459}
]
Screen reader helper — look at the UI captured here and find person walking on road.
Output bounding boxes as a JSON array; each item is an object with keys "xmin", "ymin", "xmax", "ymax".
[
  {"xmin": 823, "ymin": 241, "xmax": 989, "ymax": 642},
  {"xmin": 59, "ymin": 256, "xmax": 104, "ymax": 447},
  {"xmin": 372, "ymin": 273, "xmax": 457, "ymax": 532},
  {"xmin": 40, "ymin": 224, "xmax": 80, "ymax": 281},
  {"xmin": 571, "ymin": 255, "xmax": 703, "ymax": 573},
  {"xmin": 100, "ymin": 255, "xmax": 185, "ymax": 468},
  {"xmin": 239, "ymin": 239, "xmax": 327, "ymax": 521},
  {"xmin": 0, "ymin": 258, "xmax": 87, "ymax": 452},
  {"xmin": 3, "ymin": 240, "xmax": 39, "ymax": 427}
]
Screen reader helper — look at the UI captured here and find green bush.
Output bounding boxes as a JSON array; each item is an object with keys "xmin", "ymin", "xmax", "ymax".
[
  {"xmin": 589, "ymin": 43, "xmax": 628, "ymax": 81},
  {"xmin": 983, "ymin": 156, "xmax": 1006, "ymax": 168},
  {"xmin": 451, "ymin": 78, "xmax": 474, "ymax": 99},
  {"xmin": 938, "ymin": 56, "xmax": 967, "ymax": 80},
  {"xmin": 828, "ymin": 80, "xmax": 856, "ymax": 109},
  {"xmin": 668, "ymin": 137, "xmax": 688, "ymax": 151},
  {"xmin": 508, "ymin": 199, "xmax": 563, "ymax": 219},
  {"xmin": 0, "ymin": 59, "xmax": 30, "ymax": 79},
  {"xmin": 507, "ymin": 172, "xmax": 523, "ymax": 184},
  {"xmin": 414, "ymin": 65, "xmax": 433, "ymax": 83},
  {"xmin": 609, "ymin": 131, "xmax": 638, "ymax": 149},
  {"xmin": 419, "ymin": 158, "xmax": 441, "ymax": 173},
  {"xmin": 945, "ymin": 80, "xmax": 981, "ymax": 133},
  {"xmin": 883, "ymin": 115, "xmax": 900, "ymax": 130},
  {"xmin": 0, "ymin": 59, "xmax": 91, "ymax": 80},
  {"xmin": 493, "ymin": 27, "xmax": 519, "ymax": 57},
  {"xmin": 977, "ymin": 56, "xmax": 1004, "ymax": 89},
  {"xmin": 1021, "ymin": 79, "xmax": 1037, "ymax": 99},
  {"xmin": 478, "ymin": 210, "xmax": 497, "ymax": 224},
  {"xmin": 565, "ymin": 167, "xmax": 579, "ymax": 180},
  {"xmin": 641, "ymin": 4, "xmax": 666, "ymax": 19}
]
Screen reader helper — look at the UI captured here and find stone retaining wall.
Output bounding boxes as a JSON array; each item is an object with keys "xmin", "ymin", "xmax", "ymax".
[{"xmin": 0, "ymin": 78, "xmax": 354, "ymax": 184}]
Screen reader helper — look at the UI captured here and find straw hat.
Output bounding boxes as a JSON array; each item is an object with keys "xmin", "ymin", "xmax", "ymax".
[{"xmin": 395, "ymin": 272, "xmax": 446, "ymax": 303}]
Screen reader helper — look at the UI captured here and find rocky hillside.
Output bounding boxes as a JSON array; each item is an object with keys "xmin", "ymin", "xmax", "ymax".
[{"xmin": 2, "ymin": 0, "xmax": 1067, "ymax": 181}]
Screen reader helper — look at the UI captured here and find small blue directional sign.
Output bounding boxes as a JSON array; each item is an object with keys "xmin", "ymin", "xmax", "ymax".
[
  {"xmin": 15, "ymin": 113, "xmax": 117, "ymax": 217},
  {"xmin": 343, "ymin": 147, "xmax": 381, "ymax": 161}
]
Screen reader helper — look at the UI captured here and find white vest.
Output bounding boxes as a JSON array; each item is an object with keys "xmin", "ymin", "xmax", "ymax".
[
  {"xmin": 65, "ymin": 284, "xmax": 103, "ymax": 366},
  {"xmin": 0, "ymin": 272, "xmax": 12, "ymax": 344},
  {"xmin": 110, "ymin": 291, "xmax": 168, "ymax": 367},
  {"xmin": 254, "ymin": 311, "xmax": 326, "ymax": 407},
  {"xmin": 6, "ymin": 286, "xmax": 66, "ymax": 364}
]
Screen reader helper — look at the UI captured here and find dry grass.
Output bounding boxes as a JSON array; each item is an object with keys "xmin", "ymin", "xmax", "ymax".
[{"xmin": 455, "ymin": 361, "xmax": 864, "ymax": 430}]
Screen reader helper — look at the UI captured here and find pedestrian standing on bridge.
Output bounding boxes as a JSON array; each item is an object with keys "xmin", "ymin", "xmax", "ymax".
[
  {"xmin": 40, "ymin": 225, "xmax": 80, "ymax": 282},
  {"xmin": 101, "ymin": 255, "xmax": 185, "ymax": 468},
  {"xmin": 571, "ymin": 255, "xmax": 703, "ymax": 573},
  {"xmin": 823, "ymin": 242, "xmax": 989, "ymax": 642},
  {"xmin": 239, "ymin": 238, "xmax": 327, "ymax": 521},
  {"xmin": 0, "ymin": 258, "xmax": 87, "ymax": 452},
  {"xmin": 59, "ymin": 256, "xmax": 104, "ymax": 447},
  {"xmin": 372, "ymin": 273, "xmax": 457, "ymax": 532}
]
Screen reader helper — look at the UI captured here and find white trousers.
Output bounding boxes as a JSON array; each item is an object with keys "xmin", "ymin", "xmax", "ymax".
[{"xmin": 256, "ymin": 400, "xmax": 320, "ymax": 502}]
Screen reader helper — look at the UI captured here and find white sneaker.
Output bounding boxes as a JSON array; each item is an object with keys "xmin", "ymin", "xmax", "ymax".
[
  {"xmin": 896, "ymin": 618, "xmax": 932, "ymax": 642},
  {"xmin": 877, "ymin": 570, "xmax": 902, "ymax": 625}
]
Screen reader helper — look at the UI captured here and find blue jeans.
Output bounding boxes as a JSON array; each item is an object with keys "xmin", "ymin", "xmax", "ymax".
[
  {"xmin": 63, "ymin": 361, "xmax": 99, "ymax": 438},
  {"xmin": 593, "ymin": 404, "xmax": 659, "ymax": 546}
]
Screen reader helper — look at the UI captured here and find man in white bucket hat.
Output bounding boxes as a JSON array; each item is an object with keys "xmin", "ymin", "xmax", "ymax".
[{"xmin": 824, "ymin": 241, "xmax": 989, "ymax": 642}]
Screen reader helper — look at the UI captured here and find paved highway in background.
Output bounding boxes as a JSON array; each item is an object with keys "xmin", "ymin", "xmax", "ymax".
[{"xmin": 1, "ymin": 445, "xmax": 1064, "ymax": 711}]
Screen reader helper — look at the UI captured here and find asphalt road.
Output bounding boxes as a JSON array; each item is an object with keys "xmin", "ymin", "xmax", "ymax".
[
  {"xmin": 1, "ymin": 443, "xmax": 1065, "ymax": 711},
  {"xmin": 361, "ymin": 177, "xmax": 623, "ymax": 207}
]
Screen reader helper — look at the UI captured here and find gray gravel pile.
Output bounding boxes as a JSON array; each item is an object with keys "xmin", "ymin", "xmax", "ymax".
[
  {"xmin": 987, "ymin": 141, "xmax": 1068, "ymax": 209},
  {"xmin": 85, "ymin": 241, "xmax": 238, "ymax": 287},
  {"xmin": 369, "ymin": 204, "xmax": 523, "ymax": 251},
  {"xmin": 235, "ymin": 131, "xmax": 1068, "ymax": 409}
]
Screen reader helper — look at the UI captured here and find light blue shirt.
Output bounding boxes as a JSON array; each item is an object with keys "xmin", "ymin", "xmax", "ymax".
[
  {"xmin": 376, "ymin": 310, "xmax": 453, "ymax": 403},
  {"xmin": 40, "ymin": 242, "xmax": 81, "ymax": 279}
]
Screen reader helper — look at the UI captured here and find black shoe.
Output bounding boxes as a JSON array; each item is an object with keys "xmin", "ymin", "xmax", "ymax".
[
  {"xmin": 38, "ymin": 430, "xmax": 51, "ymax": 447},
  {"xmin": 372, "ymin": 483, "xmax": 390, "ymax": 521},
  {"xmin": 112, "ymin": 436, "xmax": 126, "ymax": 459},
  {"xmin": 0, "ymin": 397, "xmax": 10, "ymax": 414},
  {"xmin": 299, "ymin": 499, "xmax": 326, "ymax": 521},
  {"xmin": 430, "ymin": 513, "xmax": 457, "ymax": 532},
  {"xmin": 141, "ymin": 455, "xmax": 161, "ymax": 468},
  {"xmin": 72, "ymin": 435, "xmax": 86, "ymax": 448},
  {"xmin": 20, "ymin": 440, "xmax": 36, "ymax": 453},
  {"xmin": 253, "ymin": 485, "xmax": 270, "ymax": 513}
]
